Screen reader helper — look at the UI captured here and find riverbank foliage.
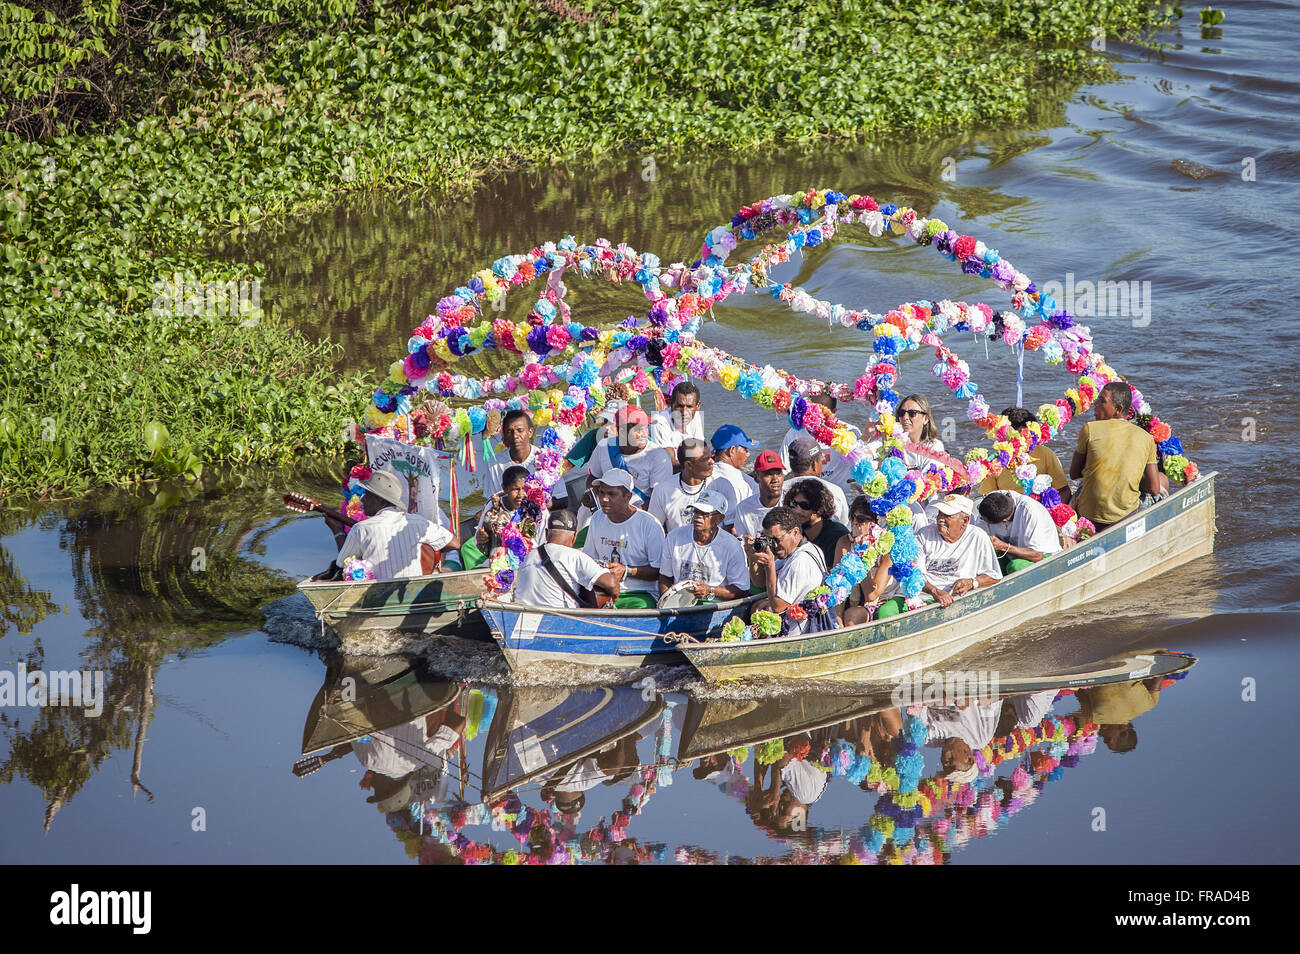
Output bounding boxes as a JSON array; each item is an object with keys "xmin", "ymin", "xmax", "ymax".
[{"xmin": 1, "ymin": 0, "xmax": 1178, "ymax": 499}]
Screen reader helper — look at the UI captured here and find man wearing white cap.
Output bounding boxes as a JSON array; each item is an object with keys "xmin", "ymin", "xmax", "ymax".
[
  {"xmin": 656, "ymin": 490, "xmax": 750, "ymax": 603},
  {"xmin": 583, "ymin": 468, "xmax": 666, "ymax": 609},
  {"xmin": 915, "ymin": 493, "xmax": 1002, "ymax": 607},
  {"xmin": 647, "ymin": 437, "xmax": 740, "ymax": 533},
  {"xmin": 325, "ymin": 470, "xmax": 458, "ymax": 580}
]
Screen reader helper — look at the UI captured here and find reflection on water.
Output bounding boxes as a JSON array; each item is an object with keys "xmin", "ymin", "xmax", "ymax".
[
  {"xmin": 0, "ymin": 485, "xmax": 298, "ymax": 831},
  {"xmin": 301, "ymin": 652, "xmax": 1194, "ymax": 864}
]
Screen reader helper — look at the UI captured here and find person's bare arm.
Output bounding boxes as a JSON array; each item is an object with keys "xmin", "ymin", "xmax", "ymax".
[
  {"xmin": 658, "ymin": 572, "xmax": 674, "ymax": 595},
  {"xmin": 710, "ymin": 583, "xmax": 748, "ymax": 602},
  {"xmin": 923, "ymin": 579, "xmax": 954, "ymax": 607},
  {"xmin": 1069, "ymin": 450, "xmax": 1086, "ymax": 480},
  {"xmin": 860, "ymin": 554, "xmax": 895, "ymax": 603},
  {"xmin": 593, "ymin": 570, "xmax": 621, "ymax": 599},
  {"xmin": 1139, "ymin": 460, "xmax": 1162, "ymax": 494}
]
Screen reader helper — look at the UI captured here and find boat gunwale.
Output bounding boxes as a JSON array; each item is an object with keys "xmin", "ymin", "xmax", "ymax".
[
  {"xmin": 680, "ymin": 471, "xmax": 1217, "ymax": 659},
  {"xmin": 479, "ymin": 592, "xmax": 763, "ymax": 620}
]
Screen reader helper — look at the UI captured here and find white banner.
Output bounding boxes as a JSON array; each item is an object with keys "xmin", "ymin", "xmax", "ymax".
[{"xmin": 363, "ymin": 435, "xmax": 446, "ymax": 525}]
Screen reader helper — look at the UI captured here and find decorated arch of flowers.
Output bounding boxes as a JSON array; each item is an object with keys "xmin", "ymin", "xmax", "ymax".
[{"xmin": 351, "ymin": 189, "xmax": 1198, "ymax": 617}]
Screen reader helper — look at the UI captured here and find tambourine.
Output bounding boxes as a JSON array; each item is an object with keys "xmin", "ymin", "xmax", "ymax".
[{"xmin": 657, "ymin": 580, "xmax": 701, "ymax": 609}]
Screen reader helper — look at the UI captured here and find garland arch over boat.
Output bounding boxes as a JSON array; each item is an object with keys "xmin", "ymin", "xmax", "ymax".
[{"xmin": 352, "ymin": 189, "xmax": 1199, "ymax": 619}]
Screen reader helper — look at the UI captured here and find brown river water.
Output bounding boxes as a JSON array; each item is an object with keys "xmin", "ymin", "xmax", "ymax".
[{"xmin": 2, "ymin": 2, "xmax": 1298, "ymax": 863}]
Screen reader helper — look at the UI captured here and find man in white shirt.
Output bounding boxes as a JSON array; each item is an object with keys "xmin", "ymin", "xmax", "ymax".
[
  {"xmin": 647, "ymin": 437, "xmax": 741, "ymax": 532},
  {"xmin": 582, "ymin": 468, "xmax": 667, "ymax": 609},
  {"xmin": 511, "ymin": 509, "xmax": 622, "ymax": 609},
  {"xmin": 779, "ymin": 392, "xmax": 859, "ymax": 493},
  {"xmin": 587, "ymin": 405, "xmax": 673, "ymax": 506},
  {"xmin": 649, "ymin": 381, "xmax": 705, "ymax": 468},
  {"xmin": 710, "ymin": 424, "xmax": 760, "ymax": 502},
  {"xmin": 782, "ymin": 436, "xmax": 850, "ymax": 525},
  {"xmin": 482, "ymin": 409, "xmax": 568, "ymax": 507},
  {"xmin": 727, "ymin": 449, "xmax": 785, "ymax": 538},
  {"xmin": 657, "ymin": 490, "xmax": 750, "ymax": 602},
  {"xmin": 327, "ymin": 470, "xmax": 458, "ymax": 580},
  {"xmin": 916, "ymin": 494, "xmax": 1002, "ymax": 607},
  {"xmin": 974, "ymin": 491, "xmax": 1062, "ymax": 572},
  {"xmin": 747, "ymin": 505, "xmax": 828, "ymax": 636}
]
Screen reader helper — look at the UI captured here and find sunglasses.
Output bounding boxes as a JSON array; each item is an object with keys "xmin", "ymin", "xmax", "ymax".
[
  {"xmin": 791, "ymin": 499, "xmax": 815, "ymax": 510},
  {"xmin": 899, "ymin": 408, "xmax": 927, "ymax": 418}
]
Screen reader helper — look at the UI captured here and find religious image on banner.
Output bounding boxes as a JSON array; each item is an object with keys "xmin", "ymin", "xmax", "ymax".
[{"xmin": 363, "ymin": 435, "xmax": 447, "ymax": 525}]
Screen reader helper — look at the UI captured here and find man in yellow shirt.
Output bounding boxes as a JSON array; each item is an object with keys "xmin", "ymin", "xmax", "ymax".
[
  {"xmin": 1069, "ymin": 382, "xmax": 1163, "ymax": 529},
  {"xmin": 977, "ymin": 407, "xmax": 1070, "ymax": 502}
]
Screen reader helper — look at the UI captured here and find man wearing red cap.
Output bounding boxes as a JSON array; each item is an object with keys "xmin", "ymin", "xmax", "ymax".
[
  {"xmin": 727, "ymin": 449, "xmax": 785, "ymax": 539},
  {"xmin": 586, "ymin": 404, "xmax": 673, "ymax": 506}
]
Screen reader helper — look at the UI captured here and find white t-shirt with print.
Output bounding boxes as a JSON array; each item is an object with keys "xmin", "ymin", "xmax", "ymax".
[
  {"xmin": 582, "ymin": 509, "xmax": 666, "ymax": 594},
  {"xmin": 973, "ymin": 493, "xmax": 1062, "ymax": 556},
  {"xmin": 915, "ymin": 523, "xmax": 1003, "ymax": 593},
  {"xmin": 658, "ymin": 525, "xmax": 750, "ymax": 590},
  {"xmin": 589, "ymin": 437, "xmax": 674, "ymax": 499},
  {"xmin": 647, "ymin": 473, "xmax": 741, "ymax": 533},
  {"xmin": 511, "ymin": 544, "xmax": 606, "ymax": 609}
]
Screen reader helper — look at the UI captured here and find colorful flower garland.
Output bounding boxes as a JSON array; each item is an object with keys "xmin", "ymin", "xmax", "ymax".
[{"xmin": 355, "ymin": 193, "xmax": 1199, "ymax": 617}]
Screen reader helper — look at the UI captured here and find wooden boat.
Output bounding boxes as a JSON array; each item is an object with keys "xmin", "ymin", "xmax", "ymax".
[
  {"xmin": 478, "ymin": 594, "xmax": 763, "ymax": 671},
  {"xmin": 680, "ymin": 473, "xmax": 1217, "ymax": 683},
  {"xmin": 481, "ymin": 684, "xmax": 664, "ymax": 801},
  {"xmin": 300, "ymin": 655, "xmax": 461, "ymax": 755},
  {"xmin": 297, "ymin": 566, "xmax": 490, "ymax": 643}
]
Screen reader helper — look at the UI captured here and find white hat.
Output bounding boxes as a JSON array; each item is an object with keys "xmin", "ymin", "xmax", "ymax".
[
  {"xmin": 592, "ymin": 467, "xmax": 635, "ymax": 491},
  {"xmin": 942, "ymin": 764, "xmax": 979, "ymax": 785},
  {"xmin": 933, "ymin": 493, "xmax": 973, "ymax": 517},
  {"xmin": 689, "ymin": 489, "xmax": 729, "ymax": 517},
  {"xmin": 361, "ymin": 470, "xmax": 407, "ymax": 510}
]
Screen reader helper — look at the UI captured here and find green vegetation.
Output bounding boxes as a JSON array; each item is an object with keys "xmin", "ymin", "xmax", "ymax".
[{"xmin": 1, "ymin": 0, "xmax": 1179, "ymax": 500}]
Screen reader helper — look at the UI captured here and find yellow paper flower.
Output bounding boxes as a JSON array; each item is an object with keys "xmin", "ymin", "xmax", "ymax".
[
  {"xmin": 513, "ymin": 324, "xmax": 531, "ymax": 352},
  {"xmin": 388, "ymin": 360, "xmax": 408, "ymax": 384},
  {"xmin": 809, "ymin": 190, "xmax": 826, "ymax": 210},
  {"xmin": 830, "ymin": 427, "xmax": 856, "ymax": 456},
  {"xmin": 433, "ymin": 338, "xmax": 453, "ymax": 362},
  {"xmin": 598, "ymin": 330, "xmax": 614, "ymax": 349},
  {"xmin": 533, "ymin": 407, "xmax": 553, "ymax": 427},
  {"xmin": 719, "ymin": 364, "xmax": 739, "ymax": 390}
]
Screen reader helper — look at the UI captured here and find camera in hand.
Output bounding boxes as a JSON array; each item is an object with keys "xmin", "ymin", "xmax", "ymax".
[{"xmin": 752, "ymin": 535, "xmax": 772, "ymax": 554}]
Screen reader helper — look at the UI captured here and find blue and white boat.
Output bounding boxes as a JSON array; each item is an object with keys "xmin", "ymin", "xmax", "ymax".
[{"xmin": 478, "ymin": 595, "xmax": 761, "ymax": 671}]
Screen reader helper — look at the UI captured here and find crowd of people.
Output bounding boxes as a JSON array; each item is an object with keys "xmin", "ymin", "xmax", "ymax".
[{"xmin": 319, "ymin": 377, "xmax": 1187, "ymax": 630}]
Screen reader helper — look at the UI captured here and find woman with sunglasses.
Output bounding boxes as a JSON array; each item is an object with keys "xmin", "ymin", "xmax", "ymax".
[
  {"xmin": 783, "ymin": 480, "xmax": 848, "ymax": 568},
  {"xmin": 896, "ymin": 394, "xmax": 946, "ymax": 469}
]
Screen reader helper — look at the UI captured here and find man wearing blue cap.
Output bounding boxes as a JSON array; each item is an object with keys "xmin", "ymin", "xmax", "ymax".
[{"xmin": 710, "ymin": 424, "xmax": 759, "ymax": 504}]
